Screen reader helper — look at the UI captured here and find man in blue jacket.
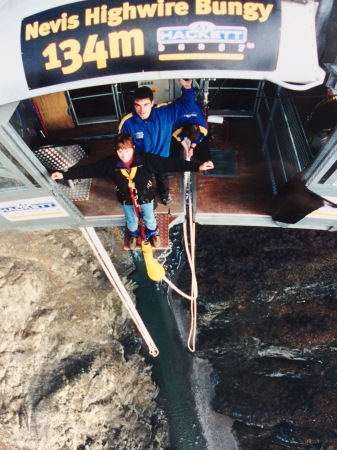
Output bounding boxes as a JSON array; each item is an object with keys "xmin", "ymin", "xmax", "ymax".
[{"xmin": 118, "ymin": 79, "xmax": 195, "ymax": 205}]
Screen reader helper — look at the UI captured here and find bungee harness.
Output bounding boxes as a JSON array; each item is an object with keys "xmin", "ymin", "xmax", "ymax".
[
  {"xmin": 121, "ymin": 166, "xmax": 165, "ymax": 282},
  {"xmin": 120, "ymin": 167, "xmax": 146, "ymax": 241},
  {"xmin": 121, "ymin": 166, "xmax": 159, "ymax": 241}
]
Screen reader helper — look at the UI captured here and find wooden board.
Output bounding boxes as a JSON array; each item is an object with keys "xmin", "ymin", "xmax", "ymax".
[{"xmin": 33, "ymin": 92, "xmax": 75, "ymax": 131}]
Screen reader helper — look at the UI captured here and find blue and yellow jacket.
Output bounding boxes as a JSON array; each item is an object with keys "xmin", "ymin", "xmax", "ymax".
[{"xmin": 172, "ymin": 103, "xmax": 208, "ymax": 145}]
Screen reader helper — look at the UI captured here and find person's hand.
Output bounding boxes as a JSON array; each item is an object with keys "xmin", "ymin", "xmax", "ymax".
[
  {"xmin": 181, "ymin": 141, "xmax": 193, "ymax": 159},
  {"xmin": 199, "ymin": 161, "xmax": 214, "ymax": 171},
  {"xmin": 51, "ymin": 171, "xmax": 64, "ymax": 180},
  {"xmin": 185, "ymin": 146, "xmax": 194, "ymax": 159},
  {"xmin": 178, "ymin": 79, "xmax": 193, "ymax": 89}
]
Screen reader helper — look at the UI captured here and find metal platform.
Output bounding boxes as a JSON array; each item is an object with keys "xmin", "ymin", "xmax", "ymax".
[{"xmin": 48, "ymin": 121, "xmax": 337, "ymax": 231}]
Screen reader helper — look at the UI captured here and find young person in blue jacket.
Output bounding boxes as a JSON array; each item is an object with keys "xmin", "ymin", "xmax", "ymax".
[
  {"xmin": 171, "ymin": 102, "xmax": 211, "ymax": 163},
  {"xmin": 51, "ymin": 133, "xmax": 214, "ymax": 249},
  {"xmin": 118, "ymin": 79, "xmax": 195, "ymax": 205}
]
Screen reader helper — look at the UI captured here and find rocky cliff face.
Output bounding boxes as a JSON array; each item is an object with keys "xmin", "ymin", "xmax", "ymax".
[
  {"xmin": 190, "ymin": 225, "xmax": 337, "ymax": 449},
  {"xmin": 0, "ymin": 227, "xmax": 169, "ymax": 450}
]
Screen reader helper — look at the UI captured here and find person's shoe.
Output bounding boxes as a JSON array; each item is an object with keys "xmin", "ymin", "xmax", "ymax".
[
  {"xmin": 161, "ymin": 196, "xmax": 172, "ymax": 205},
  {"xmin": 151, "ymin": 235, "xmax": 161, "ymax": 248},
  {"xmin": 129, "ymin": 236, "xmax": 137, "ymax": 250}
]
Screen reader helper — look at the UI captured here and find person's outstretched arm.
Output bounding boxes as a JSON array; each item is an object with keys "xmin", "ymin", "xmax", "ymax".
[
  {"xmin": 199, "ymin": 161, "xmax": 214, "ymax": 171},
  {"xmin": 178, "ymin": 79, "xmax": 193, "ymax": 89},
  {"xmin": 50, "ymin": 156, "xmax": 116, "ymax": 182},
  {"xmin": 145, "ymin": 152, "xmax": 214, "ymax": 173}
]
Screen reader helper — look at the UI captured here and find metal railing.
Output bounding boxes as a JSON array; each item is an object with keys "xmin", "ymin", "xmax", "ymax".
[{"xmin": 257, "ymin": 84, "xmax": 313, "ymax": 196}]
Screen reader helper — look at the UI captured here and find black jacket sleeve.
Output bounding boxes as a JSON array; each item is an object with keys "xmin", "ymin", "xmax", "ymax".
[
  {"xmin": 62, "ymin": 156, "xmax": 116, "ymax": 180},
  {"xmin": 144, "ymin": 153, "xmax": 201, "ymax": 174}
]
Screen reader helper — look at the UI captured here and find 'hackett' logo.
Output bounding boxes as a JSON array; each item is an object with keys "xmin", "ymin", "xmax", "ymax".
[
  {"xmin": 157, "ymin": 22, "xmax": 247, "ymax": 48},
  {"xmin": 157, "ymin": 21, "xmax": 253, "ymax": 61}
]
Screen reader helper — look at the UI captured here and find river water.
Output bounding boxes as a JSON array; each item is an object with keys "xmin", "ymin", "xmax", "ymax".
[
  {"xmin": 130, "ymin": 228, "xmax": 206, "ymax": 449},
  {"xmin": 130, "ymin": 226, "xmax": 239, "ymax": 450}
]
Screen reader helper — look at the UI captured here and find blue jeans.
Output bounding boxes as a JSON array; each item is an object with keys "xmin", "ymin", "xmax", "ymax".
[{"xmin": 122, "ymin": 201, "xmax": 157, "ymax": 233}]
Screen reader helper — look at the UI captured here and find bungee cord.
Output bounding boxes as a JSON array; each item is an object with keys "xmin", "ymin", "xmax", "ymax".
[
  {"xmin": 161, "ymin": 156, "xmax": 198, "ymax": 352},
  {"xmin": 182, "ymin": 166, "xmax": 198, "ymax": 352}
]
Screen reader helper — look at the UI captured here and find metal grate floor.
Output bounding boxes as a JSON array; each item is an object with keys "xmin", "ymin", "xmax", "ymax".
[{"xmin": 58, "ymin": 178, "xmax": 92, "ymax": 201}]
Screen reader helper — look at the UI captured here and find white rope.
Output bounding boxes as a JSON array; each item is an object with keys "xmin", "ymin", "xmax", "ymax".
[
  {"xmin": 183, "ymin": 168, "xmax": 198, "ymax": 352},
  {"xmin": 159, "ymin": 147, "xmax": 199, "ymax": 351},
  {"xmin": 162, "ymin": 276, "xmax": 193, "ymax": 301},
  {"xmin": 161, "ymin": 153, "xmax": 199, "ymax": 352},
  {"xmin": 80, "ymin": 227, "xmax": 159, "ymax": 357}
]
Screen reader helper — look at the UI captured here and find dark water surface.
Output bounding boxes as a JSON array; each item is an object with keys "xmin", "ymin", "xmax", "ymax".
[{"xmin": 130, "ymin": 228, "xmax": 207, "ymax": 450}]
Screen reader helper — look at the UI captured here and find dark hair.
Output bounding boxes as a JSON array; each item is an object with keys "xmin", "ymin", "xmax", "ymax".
[
  {"xmin": 115, "ymin": 133, "xmax": 135, "ymax": 150},
  {"xmin": 183, "ymin": 123, "xmax": 200, "ymax": 142},
  {"xmin": 133, "ymin": 86, "xmax": 154, "ymax": 102}
]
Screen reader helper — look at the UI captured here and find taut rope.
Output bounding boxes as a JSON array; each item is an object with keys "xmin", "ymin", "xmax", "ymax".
[{"xmin": 80, "ymin": 227, "xmax": 159, "ymax": 357}]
